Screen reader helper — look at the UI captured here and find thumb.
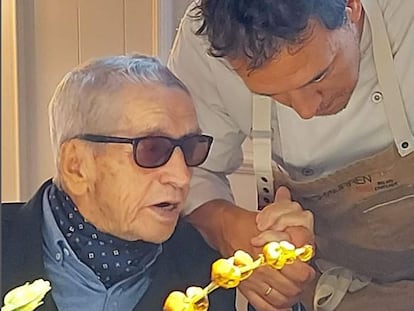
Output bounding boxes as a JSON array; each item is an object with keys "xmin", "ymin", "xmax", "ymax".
[
  {"xmin": 256, "ymin": 186, "xmax": 293, "ymax": 231},
  {"xmin": 285, "ymin": 226, "xmax": 314, "ymax": 248},
  {"xmin": 274, "ymin": 186, "xmax": 292, "ymax": 202}
]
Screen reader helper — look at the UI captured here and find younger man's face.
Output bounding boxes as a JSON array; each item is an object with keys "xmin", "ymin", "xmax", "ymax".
[{"xmin": 230, "ymin": 18, "xmax": 363, "ymax": 119}]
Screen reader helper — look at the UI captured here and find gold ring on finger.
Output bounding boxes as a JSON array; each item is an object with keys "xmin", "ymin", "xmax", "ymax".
[{"xmin": 264, "ymin": 286, "xmax": 273, "ymax": 296}]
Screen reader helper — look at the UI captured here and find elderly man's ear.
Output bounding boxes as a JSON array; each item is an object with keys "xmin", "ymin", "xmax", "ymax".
[
  {"xmin": 346, "ymin": 0, "xmax": 363, "ymax": 23},
  {"xmin": 58, "ymin": 140, "xmax": 97, "ymax": 196}
]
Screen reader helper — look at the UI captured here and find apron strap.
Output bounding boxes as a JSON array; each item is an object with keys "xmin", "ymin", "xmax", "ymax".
[
  {"xmin": 314, "ymin": 264, "xmax": 371, "ymax": 311},
  {"xmin": 362, "ymin": 0, "xmax": 414, "ymax": 156},
  {"xmin": 314, "ymin": 267, "xmax": 353, "ymax": 311},
  {"xmin": 251, "ymin": 95, "xmax": 274, "ymax": 208}
]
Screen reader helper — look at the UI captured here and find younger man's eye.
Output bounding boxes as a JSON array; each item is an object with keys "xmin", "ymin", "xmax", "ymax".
[{"xmin": 312, "ymin": 71, "xmax": 328, "ymax": 83}]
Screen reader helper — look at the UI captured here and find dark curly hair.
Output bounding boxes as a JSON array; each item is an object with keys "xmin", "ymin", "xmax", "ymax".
[{"xmin": 193, "ymin": 0, "xmax": 347, "ymax": 69}]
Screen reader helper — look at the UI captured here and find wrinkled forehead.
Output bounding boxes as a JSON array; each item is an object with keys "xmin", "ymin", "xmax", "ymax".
[{"xmin": 111, "ymin": 83, "xmax": 199, "ymax": 137}]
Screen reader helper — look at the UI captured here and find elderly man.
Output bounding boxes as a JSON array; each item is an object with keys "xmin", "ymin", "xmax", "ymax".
[{"xmin": 1, "ymin": 55, "xmax": 235, "ymax": 311}]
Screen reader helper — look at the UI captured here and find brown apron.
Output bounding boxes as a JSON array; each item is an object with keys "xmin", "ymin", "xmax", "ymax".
[
  {"xmin": 249, "ymin": 0, "xmax": 414, "ymax": 309},
  {"xmin": 273, "ymin": 145, "xmax": 414, "ymax": 310}
]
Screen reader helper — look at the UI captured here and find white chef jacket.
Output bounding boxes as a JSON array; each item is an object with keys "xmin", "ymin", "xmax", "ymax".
[{"xmin": 168, "ymin": 0, "xmax": 414, "ymax": 215}]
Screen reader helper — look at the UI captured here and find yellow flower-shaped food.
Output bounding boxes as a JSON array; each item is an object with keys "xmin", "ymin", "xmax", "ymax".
[
  {"xmin": 163, "ymin": 291, "xmax": 194, "ymax": 311},
  {"xmin": 1, "ymin": 279, "xmax": 51, "ymax": 311},
  {"xmin": 211, "ymin": 258, "xmax": 241, "ymax": 288},
  {"xmin": 296, "ymin": 244, "xmax": 314, "ymax": 262},
  {"xmin": 163, "ymin": 241, "xmax": 315, "ymax": 311},
  {"xmin": 263, "ymin": 241, "xmax": 296, "ymax": 269},
  {"xmin": 263, "ymin": 241, "xmax": 314, "ymax": 270},
  {"xmin": 163, "ymin": 287, "xmax": 208, "ymax": 311},
  {"xmin": 233, "ymin": 250, "xmax": 255, "ymax": 281},
  {"xmin": 186, "ymin": 287, "xmax": 209, "ymax": 311}
]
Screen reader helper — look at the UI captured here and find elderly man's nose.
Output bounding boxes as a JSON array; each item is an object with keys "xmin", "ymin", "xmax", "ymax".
[{"xmin": 160, "ymin": 148, "xmax": 192, "ymax": 187}]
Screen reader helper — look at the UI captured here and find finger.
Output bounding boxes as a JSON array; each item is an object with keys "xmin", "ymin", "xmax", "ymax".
[
  {"xmin": 256, "ymin": 186, "xmax": 292, "ymax": 230},
  {"xmin": 243, "ymin": 289, "xmax": 292, "ymax": 311},
  {"xmin": 256, "ymin": 201, "xmax": 303, "ymax": 231},
  {"xmin": 244, "ymin": 288, "xmax": 299, "ymax": 310},
  {"xmin": 285, "ymin": 226, "xmax": 315, "ymax": 248},
  {"xmin": 250, "ymin": 230, "xmax": 291, "ymax": 247},
  {"xmin": 239, "ymin": 290, "xmax": 283, "ymax": 311},
  {"xmin": 280, "ymin": 261, "xmax": 316, "ymax": 285},
  {"xmin": 267, "ymin": 210, "xmax": 314, "ymax": 233},
  {"xmin": 274, "ymin": 186, "xmax": 292, "ymax": 202},
  {"xmin": 239, "ymin": 279, "xmax": 296, "ymax": 311},
  {"xmin": 254, "ymin": 266, "xmax": 303, "ymax": 299}
]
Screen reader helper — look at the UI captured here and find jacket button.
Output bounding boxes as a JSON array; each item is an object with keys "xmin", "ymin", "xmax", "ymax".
[
  {"xmin": 302, "ymin": 167, "xmax": 314, "ymax": 176},
  {"xmin": 371, "ymin": 91, "xmax": 383, "ymax": 103},
  {"xmin": 63, "ymin": 248, "xmax": 70, "ymax": 256}
]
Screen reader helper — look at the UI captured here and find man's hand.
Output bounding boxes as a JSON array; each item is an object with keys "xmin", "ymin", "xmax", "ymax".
[
  {"xmin": 241, "ymin": 186, "xmax": 315, "ymax": 311},
  {"xmin": 186, "ymin": 187, "xmax": 315, "ymax": 311},
  {"xmin": 252, "ymin": 186, "xmax": 314, "ymax": 247}
]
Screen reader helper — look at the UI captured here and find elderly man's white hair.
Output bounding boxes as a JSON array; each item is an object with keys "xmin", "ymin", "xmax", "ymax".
[{"xmin": 48, "ymin": 54, "xmax": 190, "ymax": 167}]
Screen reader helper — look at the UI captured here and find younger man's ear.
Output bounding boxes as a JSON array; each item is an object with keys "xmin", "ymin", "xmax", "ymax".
[
  {"xmin": 346, "ymin": 0, "xmax": 363, "ymax": 23},
  {"xmin": 58, "ymin": 140, "xmax": 95, "ymax": 196}
]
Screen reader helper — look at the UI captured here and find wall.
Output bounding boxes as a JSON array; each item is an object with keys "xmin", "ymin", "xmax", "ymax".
[
  {"xmin": 2, "ymin": 0, "xmax": 20, "ymax": 202},
  {"xmin": 2, "ymin": 0, "xmax": 157, "ymax": 201}
]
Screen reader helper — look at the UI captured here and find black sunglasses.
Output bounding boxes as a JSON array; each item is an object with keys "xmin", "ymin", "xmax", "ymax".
[{"xmin": 74, "ymin": 133, "xmax": 213, "ymax": 169}]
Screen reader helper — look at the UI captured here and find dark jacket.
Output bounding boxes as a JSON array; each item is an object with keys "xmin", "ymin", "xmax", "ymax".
[{"xmin": 1, "ymin": 180, "xmax": 235, "ymax": 311}]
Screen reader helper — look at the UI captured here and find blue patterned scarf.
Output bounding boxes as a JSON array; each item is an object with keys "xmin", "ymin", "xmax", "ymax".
[{"xmin": 48, "ymin": 183, "xmax": 161, "ymax": 288}]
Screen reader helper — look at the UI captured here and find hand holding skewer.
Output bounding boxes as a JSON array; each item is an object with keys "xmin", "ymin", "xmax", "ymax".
[{"xmin": 163, "ymin": 241, "xmax": 314, "ymax": 311}]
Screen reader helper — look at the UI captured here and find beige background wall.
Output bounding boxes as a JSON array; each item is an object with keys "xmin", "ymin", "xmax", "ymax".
[
  {"xmin": 2, "ymin": 0, "xmax": 158, "ymax": 201},
  {"xmin": 2, "ymin": 0, "xmax": 20, "ymax": 201}
]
